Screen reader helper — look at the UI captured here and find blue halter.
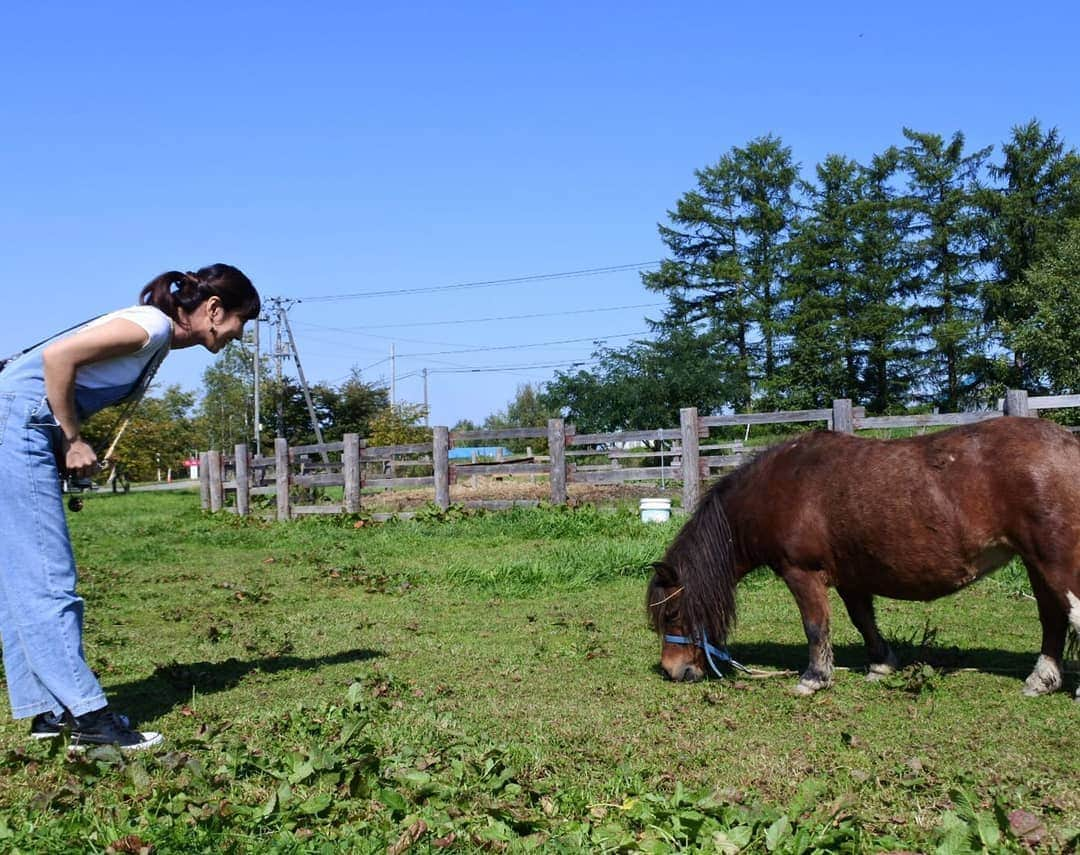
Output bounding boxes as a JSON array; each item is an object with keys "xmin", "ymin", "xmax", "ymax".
[{"xmin": 663, "ymin": 632, "xmax": 750, "ymax": 677}]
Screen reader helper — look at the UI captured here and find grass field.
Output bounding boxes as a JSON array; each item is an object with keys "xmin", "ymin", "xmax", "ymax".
[{"xmin": 0, "ymin": 492, "xmax": 1076, "ymax": 853}]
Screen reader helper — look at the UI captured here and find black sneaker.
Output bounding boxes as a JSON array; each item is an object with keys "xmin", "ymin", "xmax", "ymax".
[
  {"xmin": 64, "ymin": 708, "xmax": 162, "ymax": 752},
  {"xmin": 30, "ymin": 710, "xmax": 66, "ymax": 739},
  {"xmin": 31, "ymin": 709, "xmax": 133, "ymax": 739}
]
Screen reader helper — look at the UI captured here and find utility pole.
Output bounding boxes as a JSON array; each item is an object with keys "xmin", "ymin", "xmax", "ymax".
[
  {"xmin": 272, "ymin": 305, "xmax": 287, "ymax": 439},
  {"xmin": 422, "ymin": 367, "xmax": 429, "ymax": 424},
  {"xmin": 252, "ymin": 315, "xmax": 263, "ymax": 457},
  {"xmin": 278, "ymin": 300, "xmax": 329, "ymax": 463},
  {"xmin": 390, "ymin": 343, "xmax": 396, "ymax": 407}
]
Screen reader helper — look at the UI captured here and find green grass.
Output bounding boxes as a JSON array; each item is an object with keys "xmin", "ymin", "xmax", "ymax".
[{"xmin": 0, "ymin": 493, "xmax": 1076, "ymax": 853}]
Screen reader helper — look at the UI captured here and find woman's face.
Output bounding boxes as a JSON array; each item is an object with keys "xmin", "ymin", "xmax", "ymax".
[
  {"xmin": 207, "ymin": 309, "xmax": 247, "ymax": 353},
  {"xmin": 202, "ymin": 298, "xmax": 248, "ymax": 353}
]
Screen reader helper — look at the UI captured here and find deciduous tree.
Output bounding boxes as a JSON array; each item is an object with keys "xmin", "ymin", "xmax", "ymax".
[
  {"xmin": 1006, "ymin": 218, "xmax": 1080, "ymax": 392},
  {"xmin": 984, "ymin": 120, "xmax": 1080, "ymax": 388}
]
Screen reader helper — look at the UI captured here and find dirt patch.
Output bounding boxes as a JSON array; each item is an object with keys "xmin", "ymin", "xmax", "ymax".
[{"xmin": 360, "ymin": 475, "xmax": 676, "ymax": 512}]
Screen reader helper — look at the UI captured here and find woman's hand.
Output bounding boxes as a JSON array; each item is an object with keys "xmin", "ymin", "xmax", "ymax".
[
  {"xmin": 63, "ymin": 436, "xmax": 99, "ymax": 478},
  {"xmin": 43, "ymin": 317, "xmax": 152, "ymax": 473}
]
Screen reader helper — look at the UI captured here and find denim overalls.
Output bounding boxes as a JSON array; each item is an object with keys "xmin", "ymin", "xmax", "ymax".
[{"xmin": 0, "ymin": 320, "xmax": 167, "ymax": 719}]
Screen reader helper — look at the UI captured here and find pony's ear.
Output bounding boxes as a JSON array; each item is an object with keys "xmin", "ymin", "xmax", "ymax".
[{"xmin": 651, "ymin": 560, "xmax": 677, "ymax": 585}]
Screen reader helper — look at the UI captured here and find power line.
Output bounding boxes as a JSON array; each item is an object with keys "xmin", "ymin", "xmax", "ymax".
[
  {"xmin": 359, "ymin": 355, "xmax": 392, "ymax": 372},
  {"xmin": 427, "ymin": 359, "xmax": 600, "ymax": 375},
  {"xmin": 290, "ymin": 301, "xmax": 665, "ymax": 332},
  {"xmin": 297, "ymin": 261, "xmax": 661, "ymax": 303},
  {"xmin": 284, "ymin": 333, "xmax": 390, "ymax": 355},
  {"xmin": 291, "ymin": 321, "xmax": 652, "ymax": 352},
  {"xmin": 396, "ymin": 331, "xmax": 648, "ymax": 359}
]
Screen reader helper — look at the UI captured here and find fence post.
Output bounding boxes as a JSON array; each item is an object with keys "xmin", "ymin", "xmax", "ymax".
[
  {"xmin": 275, "ymin": 437, "xmax": 291, "ymax": 521},
  {"xmin": 680, "ymin": 407, "xmax": 701, "ymax": 512},
  {"xmin": 343, "ymin": 433, "xmax": 362, "ymax": 513},
  {"xmin": 433, "ymin": 426, "xmax": 450, "ymax": 510},
  {"xmin": 831, "ymin": 399, "xmax": 855, "ymax": 433},
  {"xmin": 548, "ymin": 418, "xmax": 567, "ymax": 505},
  {"xmin": 208, "ymin": 450, "xmax": 223, "ymax": 512},
  {"xmin": 235, "ymin": 443, "xmax": 250, "ymax": 516},
  {"xmin": 1004, "ymin": 389, "xmax": 1031, "ymax": 417},
  {"xmin": 198, "ymin": 451, "xmax": 211, "ymax": 510}
]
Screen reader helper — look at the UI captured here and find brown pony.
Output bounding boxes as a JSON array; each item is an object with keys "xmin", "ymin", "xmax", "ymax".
[{"xmin": 647, "ymin": 416, "xmax": 1080, "ymax": 699}]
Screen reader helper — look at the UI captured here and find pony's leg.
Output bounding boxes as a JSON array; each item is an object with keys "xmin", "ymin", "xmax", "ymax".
[
  {"xmin": 1069, "ymin": 590, "xmax": 1080, "ymax": 702},
  {"xmin": 837, "ymin": 588, "xmax": 898, "ymax": 681},
  {"xmin": 781, "ymin": 567, "xmax": 834, "ymax": 696},
  {"xmin": 1022, "ymin": 566, "xmax": 1068, "ymax": 697}
]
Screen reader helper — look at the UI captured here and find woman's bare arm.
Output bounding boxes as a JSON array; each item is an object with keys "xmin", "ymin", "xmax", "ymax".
[{"xmin": 42, "ymin": 318, "xmax": 159, "ymax": 476}]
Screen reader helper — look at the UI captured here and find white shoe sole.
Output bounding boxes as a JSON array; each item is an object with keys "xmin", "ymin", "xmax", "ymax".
[{"xmin": 61, "ymin": 731, "xmax": 164, "ymax": 752}]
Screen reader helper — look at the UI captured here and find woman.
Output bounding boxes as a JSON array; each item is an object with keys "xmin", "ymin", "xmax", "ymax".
[{"xmin": 0, "ymin": 263, "xmax": 260, "ymax": 751}]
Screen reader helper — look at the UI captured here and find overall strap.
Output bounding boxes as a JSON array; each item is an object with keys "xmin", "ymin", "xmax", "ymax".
[
  {"xmin": 98, "ymin": 343, "xmax": 169, "ymax": 462},
  {"xmin": 0, "ymin": 314, "xmax": 106, "ymax": 372}
]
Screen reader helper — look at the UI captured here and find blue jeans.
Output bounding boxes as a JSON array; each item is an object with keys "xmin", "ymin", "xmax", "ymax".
[{"xmin": 0, "ymin": 389, "xmax": 107, "ymax": 719}]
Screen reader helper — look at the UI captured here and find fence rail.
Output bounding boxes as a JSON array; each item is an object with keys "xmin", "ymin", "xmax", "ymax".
[
  {"xmin": 853, "ymin": 411, "xmax": 1001, "ymax": 430},
  {"xmin": 197, "ymin": 389, "xmax": 1072, "ymax": 520}
]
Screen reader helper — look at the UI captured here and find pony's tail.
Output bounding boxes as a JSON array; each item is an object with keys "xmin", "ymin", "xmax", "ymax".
[{"xmin": 668, "ymin": 485, "xmax": 738, "ymax": 646}]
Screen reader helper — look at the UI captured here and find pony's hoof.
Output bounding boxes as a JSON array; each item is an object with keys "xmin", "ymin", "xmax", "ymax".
[
  {"xmin": 792, "ymin": 680, "xmax": 827, "ymax": 696},
  {"xmin": 1023, "ymin": 656, "xmax": 1063, "ymax": 697},
  {"xmin": 1022, "ymin": 679, "xmax": 1061, "ymax": 697},
  {"xmin": 866, "ymin": 663, "xmax": 896, "ymax": 682}
]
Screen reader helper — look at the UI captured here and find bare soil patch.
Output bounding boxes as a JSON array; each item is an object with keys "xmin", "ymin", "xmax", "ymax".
[{"xmin": 360, "ymin": 475, "xmax": 675, "ymax": 512}]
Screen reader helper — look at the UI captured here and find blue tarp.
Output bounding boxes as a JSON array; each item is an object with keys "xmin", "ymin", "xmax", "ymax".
[{"xmin": 448, "ymin": 446, "xmax": 513, "ymax": 460}]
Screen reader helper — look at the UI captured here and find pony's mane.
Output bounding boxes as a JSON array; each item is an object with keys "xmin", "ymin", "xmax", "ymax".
[
  {"xmin": 648, "ymin": 435, "xmax": 816, "ymax": 644},
  {"xmin": 649, "ymin": 476, "xmax": 739, "ymax": 645}
]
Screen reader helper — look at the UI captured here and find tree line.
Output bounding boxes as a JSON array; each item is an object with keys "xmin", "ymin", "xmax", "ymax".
[{"xmin": 544, "ymin": 120, "xmax": 1080, "ymax": 431}]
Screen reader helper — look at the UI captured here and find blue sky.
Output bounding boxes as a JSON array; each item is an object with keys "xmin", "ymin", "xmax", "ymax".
[{"xmin": 3, "ymin": 1, "xmax": 1078, "ymax": 428}]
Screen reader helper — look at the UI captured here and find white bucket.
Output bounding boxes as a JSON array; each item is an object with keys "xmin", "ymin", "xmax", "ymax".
[{"xmin": 639, "ymin": 497, "xmax": 672, "ymax": 523}]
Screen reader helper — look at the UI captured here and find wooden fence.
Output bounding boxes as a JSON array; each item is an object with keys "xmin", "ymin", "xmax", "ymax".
[{"xmin": 198, "ymin": 389, "xmax": 1080, "ymax": 520}]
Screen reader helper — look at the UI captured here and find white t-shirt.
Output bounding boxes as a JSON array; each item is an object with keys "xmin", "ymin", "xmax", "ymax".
[{"xmin": 75, "ymin": 305, "xmax": 173, "ymax": 391}]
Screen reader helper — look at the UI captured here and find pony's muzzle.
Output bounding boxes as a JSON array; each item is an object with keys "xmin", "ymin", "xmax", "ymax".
[
  {"xmin": 669, "ymin": 663, "xmax": 705, "ymax": 682},
  {"xmin": 660, "ymin": 646, "xmax": 706, "ymax": 682}
]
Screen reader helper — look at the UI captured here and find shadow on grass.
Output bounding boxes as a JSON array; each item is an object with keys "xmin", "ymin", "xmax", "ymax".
[
  {"xmin": 661, "ymin": 641, "xmax": 1039, "ymax": 680},
  {"xmin": 105, "ymin": 647, "xmax": 383, "ymax": 723}
]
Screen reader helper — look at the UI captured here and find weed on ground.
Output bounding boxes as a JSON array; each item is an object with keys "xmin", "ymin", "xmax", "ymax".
[{"xmin": 0, "ymin": 493, "xmax": 1075, "ymax": 852}]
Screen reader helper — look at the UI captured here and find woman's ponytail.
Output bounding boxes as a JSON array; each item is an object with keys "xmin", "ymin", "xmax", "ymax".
[{"xmin": 139, "ymin": 264, "xmax": 259, "ymax": 326}]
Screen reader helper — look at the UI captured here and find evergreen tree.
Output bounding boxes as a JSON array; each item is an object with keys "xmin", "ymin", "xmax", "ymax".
[
  {"xmin": 738, "ymin": 136, "xmax": 803, "ymax": 403},
  {"xmin": 643, "ymin": 135, "xmax": 800, "ymax": 410},
  {"xmin": 783, "ymin": 154, "xmax": 864, "ymax": 407},
  {"xmin": 779, "ymin": 150, "xmax": 919, "ymax": 412},
  {"xmin": 899, "ymin": 129, "xmax": 992, "ymax": 410},
  {"xmin": 852, "ymin": 149, "xmax": 921, "ymax": 412}
]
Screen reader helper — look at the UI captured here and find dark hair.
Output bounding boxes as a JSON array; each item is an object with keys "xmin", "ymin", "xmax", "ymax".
[{"xmin": 139, "ymin": 263, "xmax": 260, "ymax": 325}]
